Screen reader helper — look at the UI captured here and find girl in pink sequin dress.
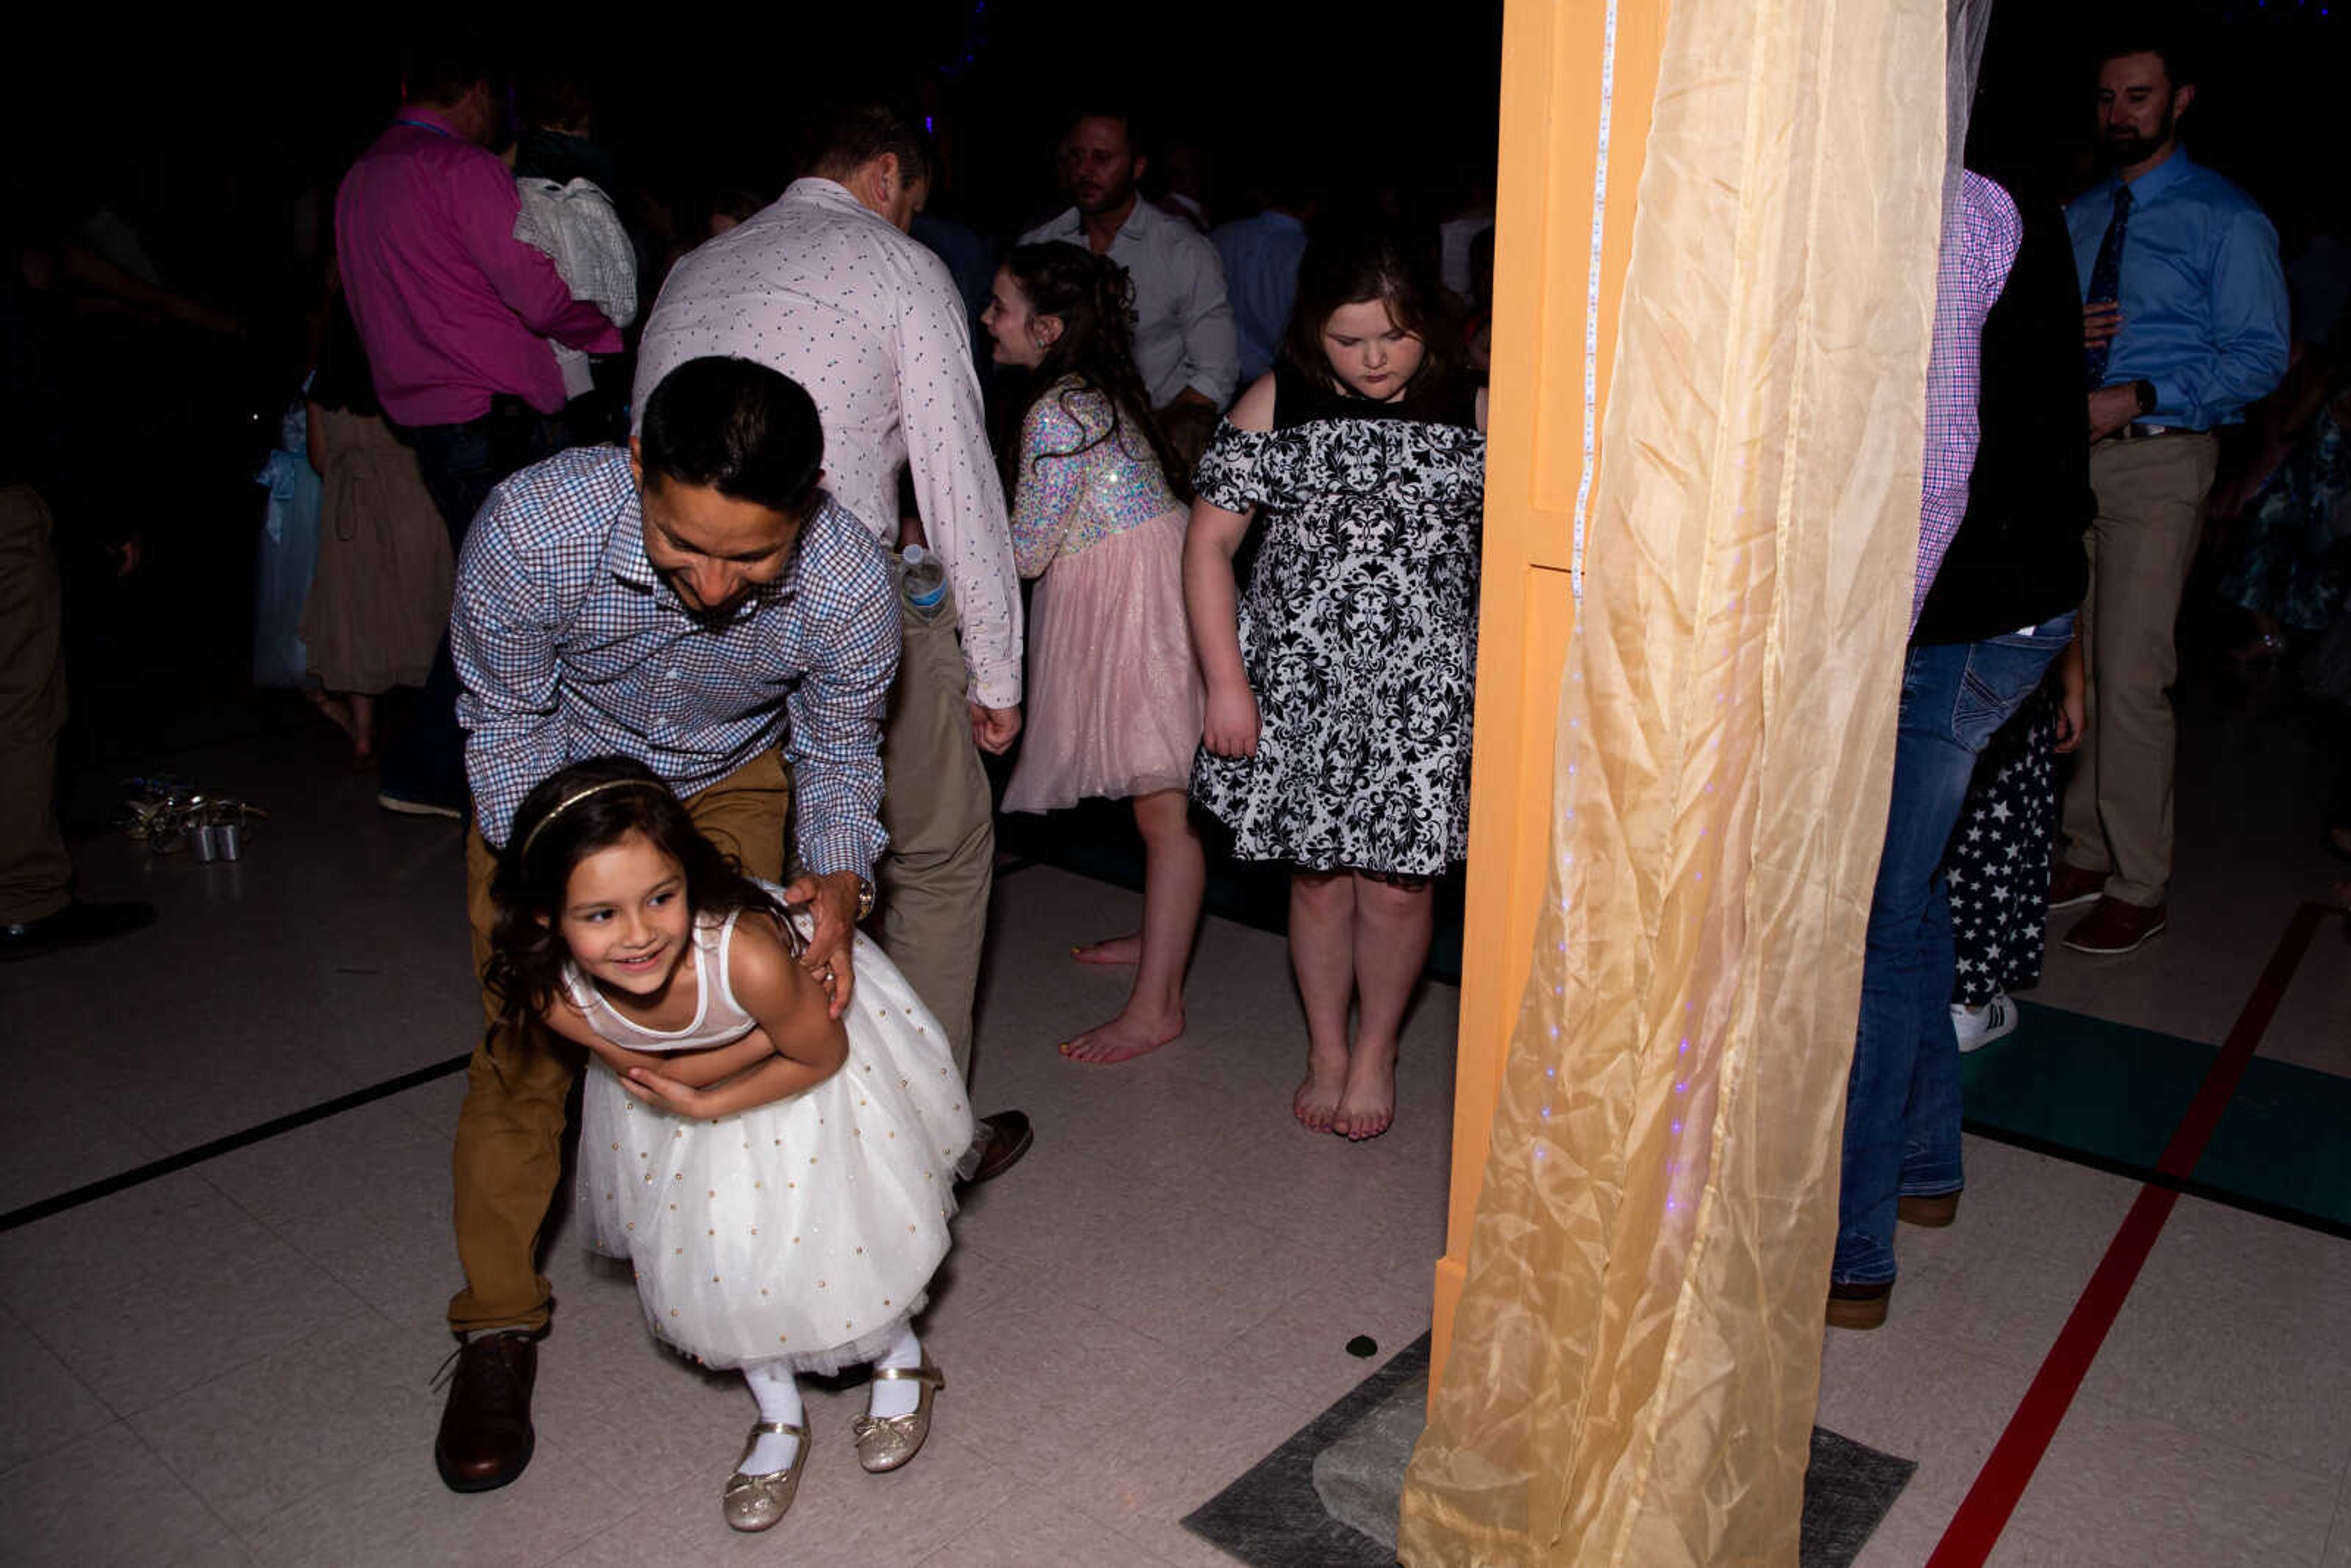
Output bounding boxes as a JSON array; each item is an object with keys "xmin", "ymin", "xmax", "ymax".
[{"xmin": 981, "ymin": 243, "xmax": 1207, "ymax": 1063}]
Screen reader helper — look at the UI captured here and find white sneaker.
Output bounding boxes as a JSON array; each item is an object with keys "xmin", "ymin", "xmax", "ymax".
[{"xmin": 1952, "ymin": 994, "xmax": 2020, "ymax": 1054}]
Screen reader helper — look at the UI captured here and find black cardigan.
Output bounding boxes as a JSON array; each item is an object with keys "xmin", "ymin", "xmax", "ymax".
[{"xmin": 1912, "ymin": 189, "xmax": 2094, "ymax": 647}]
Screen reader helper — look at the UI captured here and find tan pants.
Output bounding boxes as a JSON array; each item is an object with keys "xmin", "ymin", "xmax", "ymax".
[
  {"xmin": 2059, "ymin": 433, "xmax": 2219, "ymax": 909},
  {"xmin": 876, "ymin": 568, "xmax": 994, "ymax": 1078},
  {"xmin": 447, "ymin": 750, "xmax": 790, "ymax": 1334},
  {"xmin": 0, "ymin": 486, "xmax": 72, "ymax": 926}
]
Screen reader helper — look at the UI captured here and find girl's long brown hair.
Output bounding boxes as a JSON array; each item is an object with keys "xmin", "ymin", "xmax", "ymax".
[
  {"xmin": 1280, "ymin": 224, "xmax": 1468, "ymax": 416},
  {"xmin": 998, "ymin": 241, "xmax": 1193, "ymax": 501}
]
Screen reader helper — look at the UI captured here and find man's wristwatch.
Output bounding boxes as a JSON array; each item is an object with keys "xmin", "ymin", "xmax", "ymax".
[
  {"xmin": 852, "ymin": 875, "xmax": 877, "ymax": 921},
  {"xmin": 2132, "ymin": 378, "xmax": 2157, "ymax": 417}
]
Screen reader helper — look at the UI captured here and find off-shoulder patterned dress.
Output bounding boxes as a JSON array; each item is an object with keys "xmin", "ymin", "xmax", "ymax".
[{"xmin": 1189, "ymin": 364, "xmax": 1486, "ymax": 877}]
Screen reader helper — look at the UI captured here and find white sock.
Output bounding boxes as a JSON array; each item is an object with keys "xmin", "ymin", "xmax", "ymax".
[
  {"xmin": 868, "ymin": 1325, "xmax": 924, "ymax": 1420},
  {"xmin": 740, "ymin": 1362, "xmax": 803, "ymax": 1474}
]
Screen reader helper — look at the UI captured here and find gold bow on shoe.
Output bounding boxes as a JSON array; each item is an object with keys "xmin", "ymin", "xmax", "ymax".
[
  {"xmin": 851, "ymin": 1360, "xmax": 945, "ymax": 1474},
  {"xmin": 722, "ymin": 1417, "xmax": 809, "ymax": 1533}
]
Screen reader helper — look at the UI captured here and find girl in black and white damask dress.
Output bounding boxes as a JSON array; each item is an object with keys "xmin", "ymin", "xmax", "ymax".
[{"xmin": 1183, "ymin": 230, "xmax": 1488, "ymax": 1142}]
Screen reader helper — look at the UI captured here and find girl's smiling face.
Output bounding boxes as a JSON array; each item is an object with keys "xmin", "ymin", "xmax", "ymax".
[
  {"xmin": 980, "ymin": 267, "xmax": 1059, "ymax": 369},
  {"xmin": 1320, "ymin": 298, "xmax": 1426, "ymax": 402},
  {"xmin": 557, "ymin": 831, "xmax": 694, "ymax": 997}
]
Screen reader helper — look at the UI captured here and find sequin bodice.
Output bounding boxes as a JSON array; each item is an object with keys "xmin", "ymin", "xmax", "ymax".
[{"xmin": 1007, "ymin": 379, "xmax": 1183, "ymax": 575}]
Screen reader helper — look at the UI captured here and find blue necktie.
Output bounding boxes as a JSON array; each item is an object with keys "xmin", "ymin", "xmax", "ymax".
[{"xmin": 2083, "ymin": 183, "xmax": 2133, "ymax": 389}]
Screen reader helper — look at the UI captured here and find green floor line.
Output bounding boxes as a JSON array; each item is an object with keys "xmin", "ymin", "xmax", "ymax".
[
  {"xmin": 1004, "ymin": 807, "xmax": 2347, "ymax": 1232},
  {"xmin": 1961, "ymin": 1002, "xmax": 2351, "ymax": 1234}
]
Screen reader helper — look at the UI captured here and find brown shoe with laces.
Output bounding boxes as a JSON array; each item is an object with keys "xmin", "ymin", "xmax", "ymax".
[
  {"xmin": 434, "ymin": 1331, "xmax": 538, "ymax": 1493},
  {"xmin": 2062, "ymin": 896, "xmax": 2167, "ymax": 956},
  {"xmin": 2048, "ymin": 863, "xmax": 2107, "ymax": 912}
]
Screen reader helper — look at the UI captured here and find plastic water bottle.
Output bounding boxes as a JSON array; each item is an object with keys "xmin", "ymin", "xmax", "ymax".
[{"xmin": 899, "ymin": 544, "xmax": 950, "ymax": 624}]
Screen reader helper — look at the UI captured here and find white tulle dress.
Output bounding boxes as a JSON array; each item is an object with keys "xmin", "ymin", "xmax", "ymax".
[{"xmin": 567, "ymin": 889, "xmax": 975, "ymax": 1373}]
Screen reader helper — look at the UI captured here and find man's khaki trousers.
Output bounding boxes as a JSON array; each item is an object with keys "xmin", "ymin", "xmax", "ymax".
[
  {"xmin": 875, "ymin": 569, "xmax": 995, "ymax": 1077},
  {"xmin": 2059, "ymin": 432, "xmax": 2219, "ymax": 909}
]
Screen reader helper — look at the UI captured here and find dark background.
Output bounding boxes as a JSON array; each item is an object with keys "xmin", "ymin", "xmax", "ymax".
[
  {"xmin": 11, "ymin": 2, "xmax": 2345, "ymax": 407},
  {"xmin": 3, "ymin": 4, "xmax": 1515, "ymax": 384},
  {"xmin": 2, "ymin": 0, "xmax": 2344, "ymax": 680}
]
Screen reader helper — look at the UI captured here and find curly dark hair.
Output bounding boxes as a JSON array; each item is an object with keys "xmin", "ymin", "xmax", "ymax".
[
  {"xmin": 482, "ymin": 756, "xmax": 788, "ymax": 1026},
  {"xmin": 998, "ymin": 241, "xmax": 1192, "ymax": 503}
]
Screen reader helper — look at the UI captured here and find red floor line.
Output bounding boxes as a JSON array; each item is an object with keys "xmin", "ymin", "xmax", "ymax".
[{"xmin": 1923, "ymin": 901, "xmax": 2330, "ymax": 1568}]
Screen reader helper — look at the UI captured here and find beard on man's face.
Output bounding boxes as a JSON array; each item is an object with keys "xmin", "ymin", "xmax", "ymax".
[{"xmin": 2102, "ymin": 103, "xmax": 2175, "ymax": 168}]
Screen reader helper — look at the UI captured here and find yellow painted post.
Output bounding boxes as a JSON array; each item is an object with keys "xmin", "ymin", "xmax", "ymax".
[{"xmin": 1430, "ymin": 0, "xmax": 1668, "ymax": 1405}]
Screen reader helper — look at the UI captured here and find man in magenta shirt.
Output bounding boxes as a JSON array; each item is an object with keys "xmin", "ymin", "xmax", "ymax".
[{"xmin": 335, "ymin": 48, "xmax": 621, "ymax": 818}]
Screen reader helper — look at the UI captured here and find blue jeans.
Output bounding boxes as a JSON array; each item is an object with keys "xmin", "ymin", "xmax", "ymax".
[
  {"xmin": 378, "ymin": 407, "xmax": 571, "ymax": 808},
  {"xmin": 1834, "ymin": 614, "xmax": 2074, "ymax": 1285}
]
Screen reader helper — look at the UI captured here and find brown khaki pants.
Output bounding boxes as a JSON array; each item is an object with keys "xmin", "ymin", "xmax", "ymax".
[
  {"xmin": 447, "ymin": 749, "xmax": 790, "ymax": 1334},
  {"xmin": 876, "ymin": 571, "xmax": 995, "ymax": 1078},
  {"xmin": 2059, "ymin": 432, "xmax": 2219, "ymax": 909},
  {"xmin": 0, "ymin": 486, "xmax": 72, "ymax": 926}
]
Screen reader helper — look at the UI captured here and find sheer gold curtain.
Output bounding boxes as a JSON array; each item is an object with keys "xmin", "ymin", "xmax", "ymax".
[{"xmin": 1398, "ymin": 0, "xmax": 1949, "ymax": 1562}]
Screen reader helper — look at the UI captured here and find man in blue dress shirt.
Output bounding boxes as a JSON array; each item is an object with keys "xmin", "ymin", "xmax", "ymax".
[
  {"xmin": 1212, "ymin": 174, "xmax": 1314, "ymax": 385},
  {"xmin": 2049, "ymin": 36, "xmax": 2288, "ymax": 956}
]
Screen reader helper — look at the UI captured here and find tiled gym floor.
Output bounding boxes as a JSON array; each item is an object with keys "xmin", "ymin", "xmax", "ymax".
[{"xmin": 1, "ymin": 659, "xmax": 2344, "ymax": 1566}]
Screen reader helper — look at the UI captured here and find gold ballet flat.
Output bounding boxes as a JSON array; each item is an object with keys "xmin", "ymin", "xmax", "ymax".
[
  {"xmin": 852, "ymin": 1360, "xmax": 944, "ymax": 1474},
  {"xmin": 722, "ymin": 1417, "xmax": 810, "ymax": 1533}
]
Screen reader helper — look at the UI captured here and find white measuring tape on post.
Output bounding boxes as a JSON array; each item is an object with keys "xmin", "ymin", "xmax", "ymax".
[{"xmin": 1567, "ymin": 0, "xmax": 1619, "ymax": 606}]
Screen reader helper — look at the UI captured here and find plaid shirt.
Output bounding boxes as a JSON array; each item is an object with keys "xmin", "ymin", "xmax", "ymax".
[
  {"xmin": 1916, "ymin": 171, "xmax": 2023, "ymax": 627},
  {"xmin": 451, "ymin": 447, "xmax": 898, "ymax": 874}
]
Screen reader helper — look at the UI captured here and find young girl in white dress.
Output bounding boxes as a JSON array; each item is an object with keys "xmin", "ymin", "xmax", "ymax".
[
  {"xmin": 981, "ymin": 243, "xmax": 1207, "ymax": 1064},
  {"xmin": 483, "ymin": 756, "xmax": 975, "ymax": 1534}
]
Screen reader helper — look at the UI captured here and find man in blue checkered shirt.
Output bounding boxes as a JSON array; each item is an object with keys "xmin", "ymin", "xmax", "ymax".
[{"xmin": 433, "ymin": 356, "xmax": 898, "ymax": 1493}]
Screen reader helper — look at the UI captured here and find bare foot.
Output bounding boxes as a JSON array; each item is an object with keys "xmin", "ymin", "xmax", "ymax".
[
  {"xmin": 1332, "ymin": 1041, "xmax": 1397, "ymax": 1141},
  {"xmin": 1060, "ymin": 1005, "xmax": 1183, "ymax": 1064},
  {"xmin": 310, "ymin": 692, "xmax": 355, "ymax": 740},
  {"xmin": 1070, "ymin": 933, "xmax": 1142, "ymax": 966},
  {"xmin": 1293, "ymin": 1044, "xmax": 1348, "ymax": 1133}
]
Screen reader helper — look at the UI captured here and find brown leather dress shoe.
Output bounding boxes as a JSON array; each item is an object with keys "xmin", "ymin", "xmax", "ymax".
[
  {"xmin": 2062, "ymin": 896, "xmax": 2166, "ymax": 956},
  {"xmin": 961, "ymin": 1110, "xmax": 1033, "ymax": 1186},
  {"xmin": 1826, "ymin": 1280, "xmax": 1892, "ymax": 1330},
  {"xmin": 2047, "ymin": 862, "xmax": 2107, "ymax": 912},
  {"xmin": 435, "ymin": 1331, "xmax": 539, "ymax": 1493},
  {"xmin": 1898, "ymin": 1191, "xmax": 1959, "ymax": 1228}
]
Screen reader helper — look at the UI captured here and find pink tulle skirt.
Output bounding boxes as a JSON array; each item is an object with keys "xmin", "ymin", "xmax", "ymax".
[{"xmin": 1003, "ymin": 507, "xmax": 1205, "ymax": 814}]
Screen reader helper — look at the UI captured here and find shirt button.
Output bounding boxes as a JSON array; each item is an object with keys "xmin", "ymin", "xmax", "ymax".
[{"xmin": 667, "ymin": 669, "xmax": 681, "ymax": 680}]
